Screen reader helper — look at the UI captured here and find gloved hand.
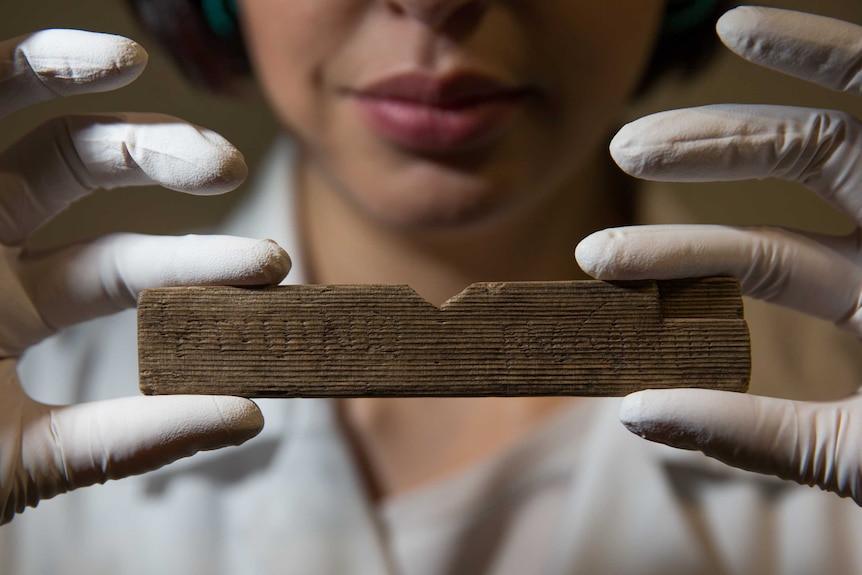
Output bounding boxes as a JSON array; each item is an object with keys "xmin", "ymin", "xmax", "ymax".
[
  {"xmin": 576, "ymin": 7, "xmax": 862, "ymax": 502},
  {"xmin": 0, "ymin": 29, "xmax": 291, "ymax": 523}
]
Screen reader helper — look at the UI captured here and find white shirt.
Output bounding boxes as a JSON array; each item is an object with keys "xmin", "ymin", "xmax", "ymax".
[{"xmin": 4, "ymin": 138, "xmax": 862, "ymax": 575}]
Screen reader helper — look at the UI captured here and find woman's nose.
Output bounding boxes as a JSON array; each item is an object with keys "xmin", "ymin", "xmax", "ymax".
[{"xmin": 384, "ymin": 0, "xmax": 487, "ymax": 31}]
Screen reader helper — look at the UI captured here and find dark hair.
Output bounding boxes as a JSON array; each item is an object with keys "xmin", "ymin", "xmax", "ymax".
[
  {"xmin": 642, "ymin": 0, "xmax": 737, "ymax": 93},
  {"xmin": 127, "ymin": 0, "xmax": 250, "ymax": 93},
  {"xmin": 126, "ymin": 0, "xmax": 735, "ymax": 95}
]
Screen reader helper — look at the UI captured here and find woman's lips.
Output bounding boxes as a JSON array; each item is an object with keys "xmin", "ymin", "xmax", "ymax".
[{"xmin": 347, "ymin": 72, "xmax": 533, "ymax": 154}]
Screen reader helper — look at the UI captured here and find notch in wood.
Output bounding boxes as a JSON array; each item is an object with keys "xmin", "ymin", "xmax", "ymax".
[{"xmin": 138, "ymin": 278, "xmax": 750, "ymax": 397}]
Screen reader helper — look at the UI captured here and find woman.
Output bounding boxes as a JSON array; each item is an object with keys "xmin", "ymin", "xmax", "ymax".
[{"xmin": 2, "ymin": 1, "xmax": 862, "ymax": 573}]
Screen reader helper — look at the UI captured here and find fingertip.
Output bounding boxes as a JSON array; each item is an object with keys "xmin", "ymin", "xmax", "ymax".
[
  {"xmin": 715, "ymin": 6, "xmax": 749, "ymax": 35},
  {"xmin": 195, "ymin": 128, "xmax": 249, "ymax": 195},
  {"xmin": 618, "ymin": 389, "xmax": 701, "ymax": 450},
  {"xmin": 575, "ymin": 229, "xmax": 617, "ymax": 279},
  {"xmin": 609, "ymin": 121, "xmax": 645, "ymax": 177},
  {"xmin": 206, "ymin": 396, "xmax": 264, "ymax": 446},
  {"xmin": 576, "ymin": 227, "xmax": 657, "ymax": 280},
  {"xmin": 239, "ymin": 239, "xmax": 292, "ymax": 285},
  {"xmin": 253, "ymin": 239, "xmax": 292, "ymax": 284},
  {"xmin": 716, "ymin": 6, "xmax": 762, "ymax": 56},
  {"xmin": 197, "ymin": 236, "xmax": 291, "ymax": 286},
  {"xmin": 105, "ymin": 34, "xmax": 149, "ymax": 81},
  {"xmin": 618, "ymin": 389, "xmax": 669, "ymax": 434},
  {"xmin": 153, "ymin": 124, "xmax": 249, "ymax": 195},
  {"xmin": 618, "ymin": 390, "xmax": 650, "ymax": 435}
]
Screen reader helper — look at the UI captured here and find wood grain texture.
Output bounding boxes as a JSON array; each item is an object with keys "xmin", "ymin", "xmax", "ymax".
[{"xmin": 138, "ymin": 278, "xmax": 750, "ymax": 397}]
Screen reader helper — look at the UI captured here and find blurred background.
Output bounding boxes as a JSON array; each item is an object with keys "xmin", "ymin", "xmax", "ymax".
[{"xmin": 3, "ymin": 0, "xmax": 862, "ymax": 399}]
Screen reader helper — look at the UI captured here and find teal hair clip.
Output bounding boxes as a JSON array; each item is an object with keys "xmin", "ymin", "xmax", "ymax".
[
  {"xmin": 663, "ymin": 0, "xmax": 719, "ymax": 34},
  {"xmin": 202, "ymin": 0, "xmax": 238, "ymax": 37}
]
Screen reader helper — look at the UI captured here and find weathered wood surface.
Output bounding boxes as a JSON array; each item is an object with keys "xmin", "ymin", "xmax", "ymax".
[{"xmin": 138, "ymin": 278, "xmax": 750, "ymax": 397}]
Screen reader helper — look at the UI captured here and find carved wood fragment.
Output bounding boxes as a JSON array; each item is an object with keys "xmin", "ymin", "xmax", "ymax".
[{"xmin": 138, "ymin": 278, "xmax": 750, "ymax": 397}]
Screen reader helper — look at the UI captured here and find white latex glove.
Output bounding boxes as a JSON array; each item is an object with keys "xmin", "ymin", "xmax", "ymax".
[
  {"xmin": 0, "ymin": 29, "xmax": 291, "ymax": 523},
  {"xmin": 576, "ymin": 7, "xmax": 862, "ymax": 502}
]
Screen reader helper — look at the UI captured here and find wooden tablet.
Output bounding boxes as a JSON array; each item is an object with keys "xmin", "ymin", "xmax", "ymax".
[{"xmin": 138, "ymin": 278, "xmax": 750, "ymax": 397}]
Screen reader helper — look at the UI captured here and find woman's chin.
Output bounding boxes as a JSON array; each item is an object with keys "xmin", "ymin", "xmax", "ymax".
[
  {"xmin": 320, "ymin": 120, "xmax": 547, "ymax": 232},
  {"xmin": 355, "ymin": 188, "xmax": 520, "ymax": 232}
]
